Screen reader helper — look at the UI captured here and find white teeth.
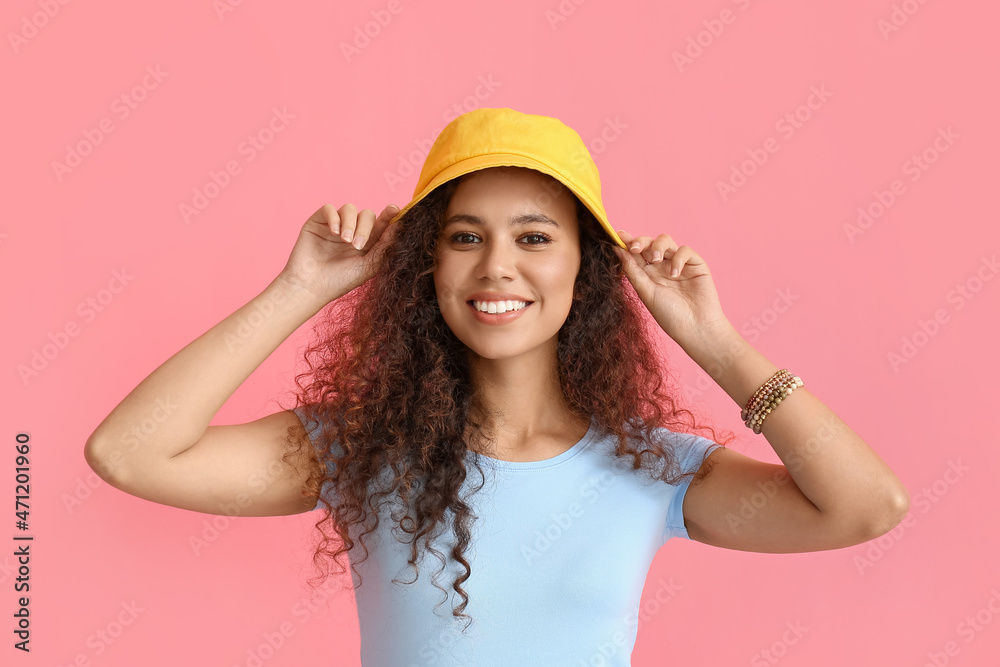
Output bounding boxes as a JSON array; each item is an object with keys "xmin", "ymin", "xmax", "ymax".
[{"xmin": 473, "ymin": 300, "xmax": 527, "ymax": 314}]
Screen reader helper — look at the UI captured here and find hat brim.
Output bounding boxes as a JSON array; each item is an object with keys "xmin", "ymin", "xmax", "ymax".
[{"xmin": 389, "ymin": 154, "xmax": 626, "ymax": 249}]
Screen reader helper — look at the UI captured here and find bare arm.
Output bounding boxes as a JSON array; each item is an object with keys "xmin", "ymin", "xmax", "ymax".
[
  {"xmin": 84, "ymin": 276, "xmax": 327, "ymax": 515},
  {"xmin": 681, "ymin": 322, "xmax": 910, "ymax": 552},
  {"xmin": 84, "ymin": 203, "xmax": 400, "ymax": 517}
]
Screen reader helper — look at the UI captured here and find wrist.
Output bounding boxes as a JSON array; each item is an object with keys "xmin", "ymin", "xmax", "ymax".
[
  {"xmin": 679, "ymin": 317, "xmax": 740, "ymax": 362},
  {"xmin": 268, "ymin": 274, "xmax": 331, "ymax": 317}
]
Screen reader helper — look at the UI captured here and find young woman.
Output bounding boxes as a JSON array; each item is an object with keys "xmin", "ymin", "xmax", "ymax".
[{"xmin": 85, "ymin": 108, "xmax": 909, "ymax": 665}]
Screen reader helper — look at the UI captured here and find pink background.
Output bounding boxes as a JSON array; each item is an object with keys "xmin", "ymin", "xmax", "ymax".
[{"xmin": 3, "ymin": 1, "xmax": 998, "ymax": 665}]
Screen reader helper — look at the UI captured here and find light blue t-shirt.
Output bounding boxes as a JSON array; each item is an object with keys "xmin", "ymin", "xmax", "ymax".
[{"xmin": 293, "ymin": 407, "xmax": 720, "ymax": 666}]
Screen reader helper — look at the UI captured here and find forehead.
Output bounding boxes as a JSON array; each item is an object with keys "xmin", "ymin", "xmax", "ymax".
[{"xmin": 445, "ymin": 167, "xmax": 577, "ymax": 224}]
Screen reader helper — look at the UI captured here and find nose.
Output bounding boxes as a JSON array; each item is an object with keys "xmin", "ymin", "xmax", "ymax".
[{"xmin": 475, "ymin": 237, "xmax": 517, "ymax": 282}]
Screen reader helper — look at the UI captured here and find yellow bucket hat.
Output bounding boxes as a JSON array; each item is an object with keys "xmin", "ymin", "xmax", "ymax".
[{"xmin": 389, "ymin": 107, "xmax": 626, "ymax": 249}]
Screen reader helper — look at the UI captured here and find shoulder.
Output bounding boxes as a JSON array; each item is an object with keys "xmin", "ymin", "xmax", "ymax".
[{"xmin": 590, "ymin": 418, "xmax": 722, "ymax": 479}]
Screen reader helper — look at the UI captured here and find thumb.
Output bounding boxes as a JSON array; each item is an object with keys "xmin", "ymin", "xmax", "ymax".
[
  {"xmin": 374, "ymin": 203, "xmax": 400, "ymax": 230},
  {"xmin": 368, "ymin": 204, "xmax": 401, "ymax": 248},
  {"xmin": 614, "ymin": 245, "xmax": 650, "ymax": 291}
]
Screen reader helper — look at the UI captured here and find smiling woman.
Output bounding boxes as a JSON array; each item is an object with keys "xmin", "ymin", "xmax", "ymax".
[
  {"xmin": 85, "ymin": 107, "xmax": 907, "ymax": 666},
  {"xmin": 433, "ymin": 167, "xmax": 582, "ymax": 371}
]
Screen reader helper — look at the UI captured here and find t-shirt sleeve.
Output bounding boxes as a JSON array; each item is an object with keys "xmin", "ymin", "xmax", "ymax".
[
  {"xmin": 663, "ymin": 431, "xmax": 722, "ymax": 542},
  {"xmin": 292, "ymin": 406, "xmax": 338, "ymax": 512}
]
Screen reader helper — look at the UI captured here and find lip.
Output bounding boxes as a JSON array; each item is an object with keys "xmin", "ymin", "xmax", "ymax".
[
  {"xmin": 466, "ymin": 292, "xmax": 533, "ymax": 303},
  {"xmin": 466, "ymin": 300, "xmax": 532, "ymax": 325}
]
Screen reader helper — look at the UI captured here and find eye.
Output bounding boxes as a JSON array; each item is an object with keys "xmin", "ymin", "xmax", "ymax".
[
  {"xmin": 446, "ymin": 232, "xmax": 553, "ymax": 245},
  {"xmin": 450, "ymin": 232, "xmax": 479, "ymax": 245}
]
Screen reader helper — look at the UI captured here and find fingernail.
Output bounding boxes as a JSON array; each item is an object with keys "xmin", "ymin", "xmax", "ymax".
[
  {"xmin": 342, "ymin": 230, "xmax": 353, "ymax": 242},
  {"xmin": 630, "ymin": 243, "xmax": 640, "ymax": 251},
  {"xmin": 670, "ymin": 267, "xmax": 679, "ymax": 277},
  {"xmin": 353, "ymin": 235, "xmax": 366, "ymax": 249}
]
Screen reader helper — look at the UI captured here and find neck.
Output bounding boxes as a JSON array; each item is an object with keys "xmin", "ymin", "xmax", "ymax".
[{"xmin": 464, "ymin": 343, "xmax": 587, "ymax": 451}]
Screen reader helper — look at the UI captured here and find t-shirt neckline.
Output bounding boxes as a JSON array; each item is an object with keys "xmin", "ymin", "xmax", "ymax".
[{"xmin": 465, "ymin": 416, "xmax": 599, "ymax": 471}]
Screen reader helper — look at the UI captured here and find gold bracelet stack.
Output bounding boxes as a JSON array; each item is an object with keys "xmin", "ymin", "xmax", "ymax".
[{"xmin": 740, "ymin": 369, "xmax": 804, "ymax": 434}]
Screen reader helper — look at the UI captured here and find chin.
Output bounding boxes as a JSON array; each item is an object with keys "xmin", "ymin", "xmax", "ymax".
[{"xmin": 463, "ymin": 344, "xmax": 530, "ymax": 361}]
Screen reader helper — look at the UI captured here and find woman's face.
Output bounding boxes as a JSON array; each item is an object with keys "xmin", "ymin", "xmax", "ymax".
[{"xmin": 433, "ymin": 167, "xmax": 582, "ymax": 363}]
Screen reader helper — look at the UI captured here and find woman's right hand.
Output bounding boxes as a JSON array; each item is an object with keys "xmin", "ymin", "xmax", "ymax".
[{"xmin": 277, "ymin": 203, "xmax": 401, "ymax": 306}]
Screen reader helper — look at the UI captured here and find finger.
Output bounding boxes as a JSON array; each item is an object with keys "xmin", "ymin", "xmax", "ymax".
[
  {"xmin": 337, "ymin": 203, "xmax": 359, "ymax": 243},
  {"xmin": 307, "ymin": 204, "xmax": 340, "ymax": 235},
  {"xmin": 648, "ymin": 235, "xmax": 679, "ymax": 263},
  {"xmin": 627, "ymin": 235, "xmax": 655, "ymax": 263},
  {"xmin": 612, "ymin": 244, "xmax": 652, "ymax": 294},
  {"xmin": 365, "ymin": 204, "xmax": 400, "ymax": 250},
  {"xmin": 670, "ymin": 245, "xmax": 694, "ymax": 278},
  {"xmin": 350, "ymin": 208, "xmax": 377, "ymax": 250}
]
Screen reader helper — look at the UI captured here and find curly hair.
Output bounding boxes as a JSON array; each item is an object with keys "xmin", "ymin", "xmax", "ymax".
[{"xmin": 279, "ymin": 168, "xmax": 733, "ymax": 632}]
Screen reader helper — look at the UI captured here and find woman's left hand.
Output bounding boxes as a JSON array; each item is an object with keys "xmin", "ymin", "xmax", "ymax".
[{"xmin": 612, "ymin": 230, "xmax": 731, "ymax": 348}]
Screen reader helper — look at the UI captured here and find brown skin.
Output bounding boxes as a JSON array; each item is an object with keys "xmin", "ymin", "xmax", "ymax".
[
  {"xmin": 433, "ymin": 167, "xmax": 591, "ymax": 461},
  {"xmin": 611, "ymin": 227, "xmax": 910, "ymax": 552}
]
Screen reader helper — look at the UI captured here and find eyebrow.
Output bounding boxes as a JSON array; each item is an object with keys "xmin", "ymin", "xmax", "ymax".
[{"xmin": 442, "ymin": 212, "xmax": 561, "ymax": 228}]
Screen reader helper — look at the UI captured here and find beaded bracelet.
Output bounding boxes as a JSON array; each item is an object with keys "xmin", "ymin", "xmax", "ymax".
[
  {"xmin": 740, "ymin": 369, "xmax": 804, "ymax": 434},
  {"xmin": 740, "ymin": 369, "xmax": 792, "ymax": 425},
  {"xmin": 743, "ymin": 369, "xmax": 799, "ymax": 429},
  {"xmin": 743, "ymin": 371, "xmax": 802, "ymax": 433},
  {"xmin": 745, "ymin": 375, "xmax": 803, "ymax": 434}
]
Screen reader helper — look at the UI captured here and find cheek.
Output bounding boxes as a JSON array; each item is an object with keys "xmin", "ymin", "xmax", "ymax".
[
  {"xmin": 432, "ymin": 266, "xmax": 462, "ymax": 304},
  {"xmin": 538, "ymin": 258, "xmax": 580, "ymax": 295}
]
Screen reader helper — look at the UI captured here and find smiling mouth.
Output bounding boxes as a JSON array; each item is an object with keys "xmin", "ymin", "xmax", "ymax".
[
  {"xmin": 466, "ymin": 299, "xmax": 534, "ymax": 314},
  {"xmin": 465, "ymin": 300, "xmax": 534, "ymax": 314}
]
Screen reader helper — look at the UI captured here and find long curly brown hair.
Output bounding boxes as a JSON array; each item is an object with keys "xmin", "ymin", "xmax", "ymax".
[{"xmin": 280, "ymin": 169, "xmax": 733, "ymax": 631}]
